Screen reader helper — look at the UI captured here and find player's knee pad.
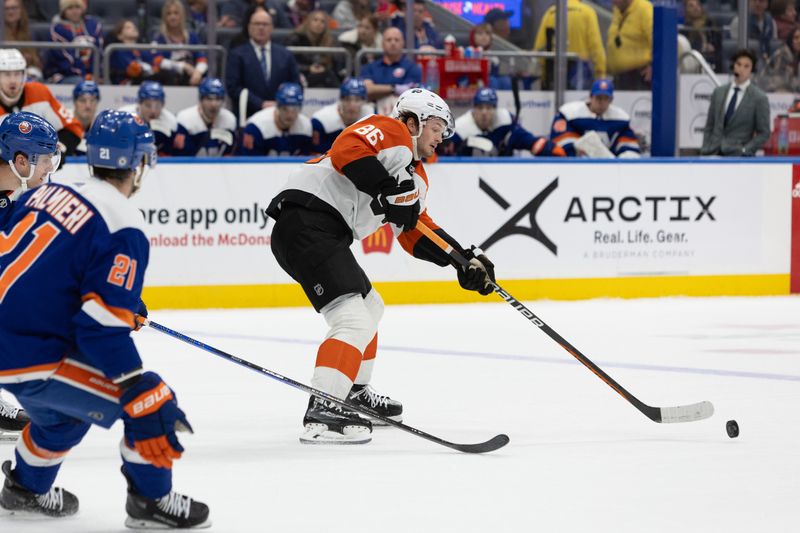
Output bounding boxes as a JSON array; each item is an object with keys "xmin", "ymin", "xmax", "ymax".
[
  {"xmin": 321, "ymin": 293, "xmax": 377, "ymax": 352},
  {"xmin": 363, "ymin": 288, "xmax": 384, "ymax": 324}
]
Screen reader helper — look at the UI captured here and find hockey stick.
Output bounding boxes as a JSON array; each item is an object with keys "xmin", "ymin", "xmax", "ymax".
[
  {"xmin": 143, "ymin": 319, "xmax": 509, "ymax": 454},
  {"xmin": 415, "ymin": 222, "xmax": 714, "ymax": 424}
]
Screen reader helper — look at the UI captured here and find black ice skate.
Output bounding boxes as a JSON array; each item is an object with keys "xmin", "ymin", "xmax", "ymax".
[
  {"xmin": 0, "ymin": 460, "xmax": 78, "ymax": 517},
  {"xmin": 301, "ymin": 396, "xmax": 372, "ymax": 444},
  {"xmin": 0, "ymin": 396, "xmax": 29, "ymax": 441},
  {"xmin": 347, "ymin": 384, "xmax": 403, "ymax": 426},
  {"xmin": 123, "ymin": 467, "xmax": 211, "ymax": 530}
]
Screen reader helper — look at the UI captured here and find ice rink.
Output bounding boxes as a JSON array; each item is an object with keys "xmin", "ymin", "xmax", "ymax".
[{"xmin": 1, "ymin": 295, "xmax": 798, "ymax": 532}]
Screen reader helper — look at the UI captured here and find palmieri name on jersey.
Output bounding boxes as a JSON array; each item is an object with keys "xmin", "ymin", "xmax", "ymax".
[{"xmin": 23, "ymin": 184, "xmax": 94, "ymax": 234}]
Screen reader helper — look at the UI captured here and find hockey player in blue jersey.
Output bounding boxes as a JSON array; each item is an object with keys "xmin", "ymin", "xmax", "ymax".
[
  {"xmin": 445, "ymin": 87, "xmax": 565, "ymax": 157},
  {"xmin": 549, "ymin": 79, "xmax": 641, "ymax": 158},
  {"xmin": 0, "ymin": 112, "xmax": 59, "ymax": 439},
  {"xmin": 120, "ymin": 81, "xmax": 177, "ymax": 156},
  {"xmin": 173, "ymin": 77, "xmax": 237, "ymax": 157},
  {"xmin": 238, "ymin": 82, "xmax": 314, "ymax": 156},
  {"xmin": 0, "ymin": 110, "xmax": 210, "ymax": 528},
  {"xmin": 311, "ymin": 78, "xmax": 374, "ymax": 153}
]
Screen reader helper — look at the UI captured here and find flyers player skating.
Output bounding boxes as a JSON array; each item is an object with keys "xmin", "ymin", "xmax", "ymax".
[{"xmin": 267, "ymin": 88, "xmax": 497, "ymax": 444}]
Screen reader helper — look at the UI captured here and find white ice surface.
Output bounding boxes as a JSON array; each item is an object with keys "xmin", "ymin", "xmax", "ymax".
[{"xmin": 1, "ymin": 296, "xmax": 799, "ymax": 532}]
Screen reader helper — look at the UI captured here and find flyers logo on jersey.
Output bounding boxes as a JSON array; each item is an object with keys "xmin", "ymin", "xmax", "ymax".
[{"xmin": 18, "ymin": 121, "xmax": 32, "ymax": 134}]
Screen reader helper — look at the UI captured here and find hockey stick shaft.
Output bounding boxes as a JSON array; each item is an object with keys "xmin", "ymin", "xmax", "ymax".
[
  {"xmin": 416, "ymin": 222, "xmax": 713, "ymax": 424},
  {"xmin": 144, "ymin": 319, "xmax": 509, "ymax": 453}
]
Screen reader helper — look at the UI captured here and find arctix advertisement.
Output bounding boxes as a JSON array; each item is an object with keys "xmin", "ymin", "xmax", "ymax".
[{"xmin": 54, "ymin": 161, "xmax": 791, "ymax": 295}]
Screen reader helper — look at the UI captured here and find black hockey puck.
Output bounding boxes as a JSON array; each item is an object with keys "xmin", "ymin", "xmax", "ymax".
[{"xmin": 726, "ymin": 420, "xmax": 739, "ymax": 438}]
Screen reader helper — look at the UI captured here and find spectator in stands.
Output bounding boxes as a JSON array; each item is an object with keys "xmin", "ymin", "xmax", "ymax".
[
  {"xmin": 0, "ymin": 48, "xmax": 83, "ymax": 154},
  {"xmin": 238, "ymin": 82, "xmax": 314, "ymax": 155},
  {"xmin": 71, "ymin": 79, "xmax": 99, "ymax": 133},
  {"xmin": 484, "ymin": 8, "xmax": 512, "ymax": 41},
  {"xmin": 761, "ymin": 27, "xmax": 800, "ymax": 92},
  {"xmin": 151, "ymin": 0, "xmax": 208, "ymax": 86},
  {"xmin": 390, "ymin": 0, "xmax": 442, "ymax": 49},
  {"xmin": 282, "ymin": 0, "xmax": 319, "ymax": 29},
  {"xmin": 107, "ymin": 20, "xmax": 157, "ymax": 85},
  {"xmin": 338, "ymin": 14, "xmax": 382, "ymax": 67},
  {"xmin": 332, "ymin": 0, "xmax": 371, "ymax": 30},
  {"xmin": 226, "ymin": 6, "xmax": 301, "ymax": 118},
  {"xmin": 120, "ymin": 81, "xmax": 178, "ymax": 156},
  {"xmin": 4, "ymin": 0, "xmax": 43, "ymax": 81},
  {"xmin": 174, "ymin": 77, "xmax": 237, "ymax": 156},
  {"xmin": 20, "ymin": 0, "xmax": 48, "ymax": 21},
  {"xmin": 533, "ymin": 0, "xmax": 606, "ymax": 90},
  {"xmin": 45, "ymin": 0, "xmax": 103, "ymax": 84},
  {"xmin": 361, "ymin": 27, "xmax": 422, "ymax": 101},
  {"xmin": 771, "ymin": 0, "xmax": 798, "ymax": 41},
  {"xmin": 286, "ymin": 9, "xmax": 345, "ymax": 88},
  {"xmin": 549, "ymin": 79, "xmax": 641, "ymax": 158},
  {"xmin": 187, "ymin": 0, "xmax": 208, "ymax": 34},
  {"xmin": 470, "ymin": 23, "xmax": 511, "ymax": 90},
  {"xmin": 701, "ymin": 49, "xmax": 770, "ymax": 156},
  {"xmin": 729, "ymin": 0, "xmax": 778, "ymax": 61},
  {"xmin": 444, "ymin": 87, "xmax": 564, "ymax": 157},
  {"xmin": 606, "ymin": 0, "xmax": 653, "ymax": 90},
  {"xmin": 220, "ymin": 0, "xmax": 291, "ymax": 29},
  {"xmin": 70, "ymin": 79, "xmax": 98, "ymax": 154},
  {"xmin": 680, "ymin": 0, "xmax": 722, "ymax": 73},
  {"xmin": 311, "ymin": 78, "xmax": 373, "ymax": 152}
]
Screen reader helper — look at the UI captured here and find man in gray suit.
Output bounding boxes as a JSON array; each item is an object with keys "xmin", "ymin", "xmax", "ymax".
[{"xmin": 701, "ymin": 49, "xmax": 770, "ymax": 156}]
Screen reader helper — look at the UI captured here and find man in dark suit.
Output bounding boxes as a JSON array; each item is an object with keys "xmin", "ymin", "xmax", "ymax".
[
  {"xmin": 225, "ymin": 7, "xmax": 300, "ymax": 119},
  {"xmin": 701, "ymin": 49, "xmax": 770, "ymax": 156}
]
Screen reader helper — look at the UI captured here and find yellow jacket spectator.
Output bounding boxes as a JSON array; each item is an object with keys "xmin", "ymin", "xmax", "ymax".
[
  {"xmin": 534, "ymin": 0, "xmax": 606, "ymax": 89},
  {"xmin": 607, "ymin": 0, "xmax": 653, "ymax": 89}
]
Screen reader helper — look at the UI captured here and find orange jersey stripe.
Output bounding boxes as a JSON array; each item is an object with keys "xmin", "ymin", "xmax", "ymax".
[
  {"xmin": 0, "ymin": 361, "xmax": 60, "ymax": 377},
  {"xmin": 81, "ymin": 291, "xmax": 136, "ymax": 328},
  {"xmin": 315, "ymin": 338, "xmax": 362, "ymax": 382}
]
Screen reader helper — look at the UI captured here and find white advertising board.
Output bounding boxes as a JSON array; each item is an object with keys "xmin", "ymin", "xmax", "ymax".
[{"xmin": 54, "ymin": 161, "xmax": 792, "ymax": 293}]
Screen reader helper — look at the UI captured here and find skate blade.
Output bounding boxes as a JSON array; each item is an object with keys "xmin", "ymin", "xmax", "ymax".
[
  {"xmin": 125, "ymin": 516, "xmax": 212, "ymax": 529},
  {"xmin": 300, "ymin": 424, "xmax": 372, "ymax": 445},
  {"xmin": 0, "ymin": 432, "xmax": 20, "ymax": 443}
]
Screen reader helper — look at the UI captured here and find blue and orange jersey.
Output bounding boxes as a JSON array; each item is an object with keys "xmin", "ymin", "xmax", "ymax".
[
  {"xmin": 550, "ymin": 100, "xmax": 640, "ymax": 157},
  {"xmin": 0, "ymin": 179, "xmax": 148, "ymax": 386},
  {"xmin": 238, "ymin": 106, "xmax": 313, "ymax": 156},
  {"xmin": 173, "ymin": 105, "xmax": 237, "ymax": 157},
  {"xmin": 450, "ymin": 107, "xmax": 539, "ymax": 156}
]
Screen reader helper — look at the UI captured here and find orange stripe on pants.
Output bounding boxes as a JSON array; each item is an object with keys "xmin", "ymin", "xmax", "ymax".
[
  {"xmin": 363, "ymin": 334, "xmax": 377, "ymax": 361},
  {"xmin": 316, "ymin": 338, "xmax": 362, "ymax": 382}
]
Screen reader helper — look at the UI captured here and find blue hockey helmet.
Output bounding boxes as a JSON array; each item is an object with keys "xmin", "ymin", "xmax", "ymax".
[
  {"xmin": 473, "ymin": 87, "xmax": 498, "ymax": 108},
  {"xmin": 87, "ymin": 110, "xmax": 156, "ymax": 191},
  {"xmin": 0, "ymin": 111, "xmax": 60, "ymax": 192},
  {"xmin": 73, "ymin": 80, "xmax": 100, "ymax": 101},
  {"xmin": 199, "ymin": 77, "xmax": 225, "ymax": 99},
  {"xmin": 137, "ymin": 81, "xmax": 165, "ymax": 102},
  {"xmin": 340, "ymin": 78, "xmax": 367, "ymax": 100},
  {"xmin": 276, "ymin": 82, "xmax": 303, "ymax": 107}
]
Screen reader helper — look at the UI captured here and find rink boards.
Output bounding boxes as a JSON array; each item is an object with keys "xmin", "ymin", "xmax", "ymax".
[{"xmin": 56, "ymin": 159, "xmax": 799, "ymax": 309}]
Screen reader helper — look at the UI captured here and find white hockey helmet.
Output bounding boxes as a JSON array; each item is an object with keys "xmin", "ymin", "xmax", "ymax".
[
  {"xmin": 0, "ymin": 49, "xmax": 27, "ymax": 72},
  {"xmin": 391, "ymin": 88, "xmax": 455, "ymax": 139}
]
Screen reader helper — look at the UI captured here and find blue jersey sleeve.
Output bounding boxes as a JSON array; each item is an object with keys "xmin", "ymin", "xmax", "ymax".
[
  {"xmin": 238, "ymin": 123, "xmax": 265, "ymax": 155},
  {"xmin": 550, "ymin": 112, "xmax": 579, "ymax": 157},
  {"xmin": 74, "ymin": 228, "xmax": 149, "ymax": 381}
]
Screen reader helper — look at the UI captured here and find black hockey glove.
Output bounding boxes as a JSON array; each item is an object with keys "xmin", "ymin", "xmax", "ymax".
[
  {"xmin": 457, "ymin": 246, "xmax": 496, "ymax": 296},
  {"xmin": 377, "ymin": 179, "xmax": 421, "ymax": 232}
]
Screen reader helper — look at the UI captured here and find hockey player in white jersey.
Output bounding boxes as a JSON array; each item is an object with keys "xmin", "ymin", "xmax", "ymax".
[
  {"xmin": 120, "ymin": 81, "xmax": 177, "ymax": 156},
  {"xmin": 173, "ymin": 77, "xmax": 236, "ymax": 157},
  {"xmin": 238, "ymin": 82, "xmax": 314, "ymax": 156},
  {"xmin": 549, "ymin": 79, "xmax": 641, "ymax": 158},
  {"xmin": 267, "ymin": 88, "xmax": 496, "ymax": 444},
  {"xmin": 311, "ymin": 78, "xmax": 374, "ymax": 153}
]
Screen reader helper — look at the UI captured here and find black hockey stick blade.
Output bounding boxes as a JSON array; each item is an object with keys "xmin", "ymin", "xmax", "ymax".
[{"xmin": 144, "ymin": 319, "xmax": 509, "ymax": 454}]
